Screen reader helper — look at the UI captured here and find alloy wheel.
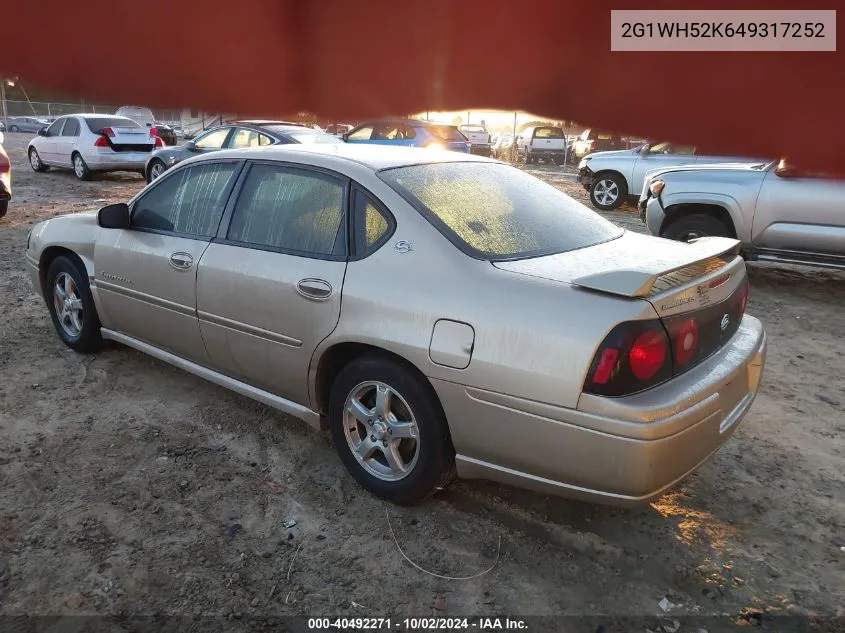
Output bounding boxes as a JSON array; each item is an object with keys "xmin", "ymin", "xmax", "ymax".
[
  {"xmin": 73, "ymin": 156, "xmax": 86, "ymax": 179},
  {"xmin": 343, "ymin": 381, "xmax": 420, "ymax": 481},
  {"xmin": 593, "ymin": 178, "xmax": 619, "ymax": 206},
  {"xmin": 53, "ymin": 272, "xmax": 84, "ymax": 338}
]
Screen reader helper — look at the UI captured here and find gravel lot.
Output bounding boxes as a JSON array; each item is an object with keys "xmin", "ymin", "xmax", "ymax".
[{"xmin": 1, "ymin": 132, "xmax": 844, "ymax": 630}]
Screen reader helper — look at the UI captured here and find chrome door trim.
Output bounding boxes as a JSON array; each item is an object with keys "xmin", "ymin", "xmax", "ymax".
[
  {"xmin": 197, "ymin": 310, "xmax": 303, "ymax": 347},
  {"xmin": 100, "ymin": 328, "xmax": 321, "ymax": 430},
  {"xmin": 94, "ymin": 279, "xmax": 196, "ymax": 317}
]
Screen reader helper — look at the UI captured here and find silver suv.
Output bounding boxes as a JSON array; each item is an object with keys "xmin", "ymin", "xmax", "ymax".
[{"xmin": 641, "ymin": 159, "xmax": 845, "ymax": 270}]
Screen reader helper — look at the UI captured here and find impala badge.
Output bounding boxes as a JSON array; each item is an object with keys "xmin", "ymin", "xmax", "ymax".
[
  {"xmin": 720, "ymin": 313, "xmax": 730, "ymax": 331},
  {"xmin": 394, "ymin": 240, "xmax": 413, "ymax": 254}
]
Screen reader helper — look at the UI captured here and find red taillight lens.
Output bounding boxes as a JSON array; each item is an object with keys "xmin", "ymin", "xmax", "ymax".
[
  {"xmin": 629, "ymin": 331, "xmax": 668, "ymax": 380},
  {"xmin": 670, "ymin": 318, "xmax": 699, "ymax": 366},
  {"xmin": 94, "ymin": 135, "xmax": 109, "ymax": 147},
  {"xmin": 0, "ymin": 152, "xmax": 9, "ymax": 173},
  {"xmin": 149, "ymin": 127, "xmax": 159, "ymax": 137},
  {"xmin": 586, "ymin": 321, "xmax": 671, "ymax": 396},
  {"xmin": 735, "ymin": 278, "xmax": 749, "ymax": 314},
  {"xmin": 154, "ymin": 136, "xmax": 164, "ymax": 148},
  {"xmin": 102, "ymin": 127, "xmax": 115, "ymax": 138},
  {"xmin": 592, "ymin": 348, "xmax": 619, "ymax": 385}
]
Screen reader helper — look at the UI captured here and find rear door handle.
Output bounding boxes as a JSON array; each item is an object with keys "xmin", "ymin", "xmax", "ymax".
[
  {"xmin": 169, "ymin": 252, "xmax": 194, "ymax": 270},
  {"xmin": 296, "ymin": 278, "xmax": 332, "ymax": 300}
]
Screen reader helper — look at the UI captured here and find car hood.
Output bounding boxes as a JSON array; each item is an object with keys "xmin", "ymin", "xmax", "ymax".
[
  {"xmin": 492, "ymin": 231, "xmax": 740, "ymax": 298},
  {"xmin": 646, "ymin": 161, "xmax": 771, "ymax": 181},
  {"xmin": 585, "ymin": 149, "xmax": 638, "ymax": 160}
]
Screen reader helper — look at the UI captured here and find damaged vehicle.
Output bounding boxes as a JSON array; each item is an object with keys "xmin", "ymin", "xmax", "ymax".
[{"xmin": 26, "ymin": 144, "xmax": 765, "ymax": 505}]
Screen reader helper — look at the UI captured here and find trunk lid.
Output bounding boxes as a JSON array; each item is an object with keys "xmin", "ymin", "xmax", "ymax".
[
  {"xmin": 494, "ymin": 231, "xmax": 749, "ymax": 374},
  {"xmin": 107, "ymin": 126, "xmax": 155, "ymax": 151}
]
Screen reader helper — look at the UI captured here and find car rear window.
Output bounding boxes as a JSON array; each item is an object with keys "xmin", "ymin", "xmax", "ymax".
[
  {"xmin": 428, "ymin": 125, "xmax": 466, "ymax": 141},
  {"xmin": 533, "ymin": 127, "xmax": 564, "ymax": 139},
  {"xmin": 85, "ymin": 117, "xmax": 141, "ymax": 133},
  {"xmin": 379, "ymin": 162, "xmax": 622, "ymax": 260}
]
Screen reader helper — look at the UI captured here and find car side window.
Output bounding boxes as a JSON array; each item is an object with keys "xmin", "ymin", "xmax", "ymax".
[
  {"xmin": 347, "ymin": 126, "xmax": 374, "ymax": 141},
  {"xmin": 402, "ymin": 125, "xmax": 417, "ymax": 139},
  {"xmin": 258, "ymin": 133, "xmax": 274, "ymax": 146},
  {"xmin": 229, "ymin": 127, "xmax": 262, "ymax": 149},
  {"xmin": 195, "ymin": 127, "xmax": 231, "ymax": 149},
  {"xmin": 132, "ymin": 162, "xmax": 240, "ymax": 237},
  {"xmin": 226, "ymin": 164, "xmax": 346, "ymax": 257},
  {"xmin": 352, "ymin": 188, "xmax": 392, "ymax": 257},
  {"xmin": 46, "ymin": 119, "xmax": 65, "ymax": 136},
  {"xmin": 61, "ymin": 118, "xmax": 80, "ymax": 137}
]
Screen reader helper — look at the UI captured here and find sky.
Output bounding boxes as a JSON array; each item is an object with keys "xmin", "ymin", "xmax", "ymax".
[{"xmin": 411, "ymin": 110, "xmax": 561, "ymax": 132}]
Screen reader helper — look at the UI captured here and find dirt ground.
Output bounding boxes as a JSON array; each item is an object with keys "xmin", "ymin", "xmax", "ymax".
[{"xmin": 1, "ymin": 133, "xmax": 844, "ymax": 631}]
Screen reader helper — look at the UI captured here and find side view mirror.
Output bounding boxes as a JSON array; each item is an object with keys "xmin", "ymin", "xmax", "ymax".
[
  {"xmin": 184, "ymin": 140, "xmax": 197, "ymax": 151},
  {"xmin": 38, "ymin": 127, "xmax": 49, "ymax": 137},
  {"xmin": 98, "ymin": 203, "xmax": 130, "ymax": 229}
]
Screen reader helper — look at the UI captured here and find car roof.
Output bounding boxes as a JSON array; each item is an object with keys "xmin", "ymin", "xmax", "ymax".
[
  {"xmin": 57, "ymin": 113, "xmax": 137, "ymax": 121},
  {"xmin": 232, "ymin": 119, "xmax": 306, "ymax": 127},
  {"xmin": 355, "ymin": 118, "xmax": 457, "ymax": 128},
  {"xmin": 190, "ymin": 143, "xmax": 495, "ymax": 171}
]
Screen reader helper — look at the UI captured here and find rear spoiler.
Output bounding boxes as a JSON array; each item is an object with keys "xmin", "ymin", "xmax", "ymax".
[{"xmin": 571, "ymin": 236, "xmax": 741, "ymax": 298}]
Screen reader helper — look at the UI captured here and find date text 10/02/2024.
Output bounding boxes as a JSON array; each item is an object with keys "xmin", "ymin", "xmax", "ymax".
[{"xmin": 307, "ymin": 617, "xmax": 528, "ymax": 630}]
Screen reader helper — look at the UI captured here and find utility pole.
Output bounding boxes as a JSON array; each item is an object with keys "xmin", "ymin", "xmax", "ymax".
[{"xmin": 0, "ymin": 80, "xmax": 7, "ymax": 132}]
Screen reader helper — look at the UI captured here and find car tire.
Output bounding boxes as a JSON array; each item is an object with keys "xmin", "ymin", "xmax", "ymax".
[
  {"xmin": 10, "ymin": 125, "xmax": 20, "ymax": 133},
  {"xmin": 28, "ymin": 148, "xmax": 48, "ymax": 172},
  {"xmin": 72, "ymin": 152, "xmax": 91, "ymax": 181},
  {"xmin": 328, "ymin": 354, "xmax": 456, "ymax": 505},
  {"xmin": 0, "ymin": 199, "xmax": 7, "ymax": 219},
  {"xmin": 589, "ymin": 172, "xmax": 627, "ymax": 211},
  {"xmin": 146, "ymin": 158, "xmax": 167, "ymax": 183},
  {"xmin": 45, "ymin": 255, "xmax": 103, "ymax": 353},
  {"xmin": 553, "ymin": 155, "xmax": 565, "ymax": 166},
  {"xmin": 662, "ymin": 213, "xmax": 731, "ymax": 242}
]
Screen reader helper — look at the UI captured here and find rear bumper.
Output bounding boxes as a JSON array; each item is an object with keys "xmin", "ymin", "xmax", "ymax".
[
  {"xmin": 469, "ymin": 144, "xmax": 492, "ymax": 156},
  {"xmin": 435, "ymin": 315, "xmax": 766, "ymax": 505},
  {"xmin": 84, "ymin": 149, "xmax": 152, "ymax": 171}
]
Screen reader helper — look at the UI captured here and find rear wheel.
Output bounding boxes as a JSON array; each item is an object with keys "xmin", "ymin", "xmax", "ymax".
[
  {"xmin": 10, "ymin": 125, "xmax": 20, "ymax": 133},
  {"xmin": 662, "ymin": 213, "xmax": 731, "ymax": 241},
  {"xmin": 72, "ymin": 153, "xmax": 91, "ymax": 181},
  {"xmin": 589, "ymin": 172, "xmax": 627, "ymax": 210},
  {"xmin": 329, "ymin": 354, "xmax": 455, "ymax": 505},
  {"xmin": 45, "ymin": 255, "xmax": 103, "ymax": 353},
  {"xmin": 29, "ymin": 147, "xmax": 48, "ymax": 172}
]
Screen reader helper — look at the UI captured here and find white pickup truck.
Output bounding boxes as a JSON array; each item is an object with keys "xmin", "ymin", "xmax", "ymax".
[{"xmin": 458, "ymin": 124, "xmax": 492, "ymax": 156}]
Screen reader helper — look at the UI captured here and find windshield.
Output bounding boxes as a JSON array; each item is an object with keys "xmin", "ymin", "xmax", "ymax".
[
  {"xmin": 379, "ymin": 162, "xmax": 622, "ymax": 260},
  {"xmin": 429, "ymin": 125, "xmax": 466, "ymax": 141},
  {"xmin": 84, "ymin": 117, "xmax": 141, "ymax": 133},
  {"xmin": 283, "ymin": 129, "xmax": 343, "ymax": 144}
]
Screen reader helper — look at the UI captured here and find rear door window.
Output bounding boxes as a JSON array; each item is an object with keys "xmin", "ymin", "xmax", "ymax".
[
  {"xmin": 61, "ymin": 118, "xmax": 80, "ymax": 136},
  {"xmin": 226, "ymin": 164, "xmax": 347, "ymax": 257},
  {"xmin": 195, "ymin": 127, "xmax": 232, "ymax": 149},
  {"xmin": 351, "ymin": 188, "xmax": 393, "ymax": 257},
  {"xmin": 347, "ymin": 125, "xmax": 374, "ymax": 141},
  {"xmin": 429, "ymin": 125, "xmax": 465, "ymax": 141}
]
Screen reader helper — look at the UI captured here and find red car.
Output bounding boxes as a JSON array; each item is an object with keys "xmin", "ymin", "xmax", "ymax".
[{"xmin": 0, "ymin": 133, "xmax": 10, "ymax": 219}]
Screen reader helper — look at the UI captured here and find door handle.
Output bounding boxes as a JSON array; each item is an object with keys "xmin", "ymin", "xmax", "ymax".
[
  {"xmin": 169, "ymin": 252, "xmax": 194, "ymax": 270},
  {"xmin": 296, "ymin": 278, "xmax": 332, "ymax": 300}
]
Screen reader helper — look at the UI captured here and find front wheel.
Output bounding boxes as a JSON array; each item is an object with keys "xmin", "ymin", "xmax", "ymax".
[
  {"xmin": 662, "ymin": 213, "xmax": 731, "ymax": 242},
  {"xmin": 147, "ymin": 158, "xmax": 167, "ymax": 183},
  {"xmin": 589, "ymin": 173, "xmax": 627, "ymax": 210},
  {"xmin": 45, "ymin": 255, "xmax": 103, "ymax": 353},
  {"xmin": 29, "ymin": 147, "xmax": 48, "ymax": 172},
  {"xmin": 329, "ymin": 355, "xmax": 455, "ymax": 505}
]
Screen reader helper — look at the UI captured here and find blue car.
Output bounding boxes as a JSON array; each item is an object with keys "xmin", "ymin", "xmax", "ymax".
[{"xmin": 343, "ymin": 119, "xmax": 471, "ymax": 153}]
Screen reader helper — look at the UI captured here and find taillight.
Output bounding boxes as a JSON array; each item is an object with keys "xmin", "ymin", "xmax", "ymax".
[
  {"xmin": 629, "ymin": 331, "xmax": 668, "ymax": 380},
  {"xmin": 149, "ymin": 127, "xmax": 159, "ymax": 137},
  {"xmin": 154, "ymin": 136, "xmax": 164, "ymax": 148},
  {"xmin": 94, "ymin": 135, "xmax": 109, "ymax": 147},
  {"xmin": 0, "ymin": 152, "xmax": 9, "ymax": 173},
  {"xmin": 669, "ymin": 318, "xmax": 699, "ymax": 367},
  {"xmin": 102, "ymin": 127, "xmax": 115, "ymax": 138},
  {"xmin": 735, "ymin": 277, "xmax": 749, "ymax": 314},
  {"xmin": 585, "ymin": 321, "xmax": 672, "ymax": 396}
]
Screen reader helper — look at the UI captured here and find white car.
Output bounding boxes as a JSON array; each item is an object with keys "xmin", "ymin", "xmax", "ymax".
[
  {"xmin": 115, "ymin": 105, "xmax": 156, "ymax": 128},
  {"xmin": 577, "ymin": 142, "xmax": 765, "ymax": 211},
  {"xmin": 27, "ymin": 114, "xmax": 162, "ymax": 180}
]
